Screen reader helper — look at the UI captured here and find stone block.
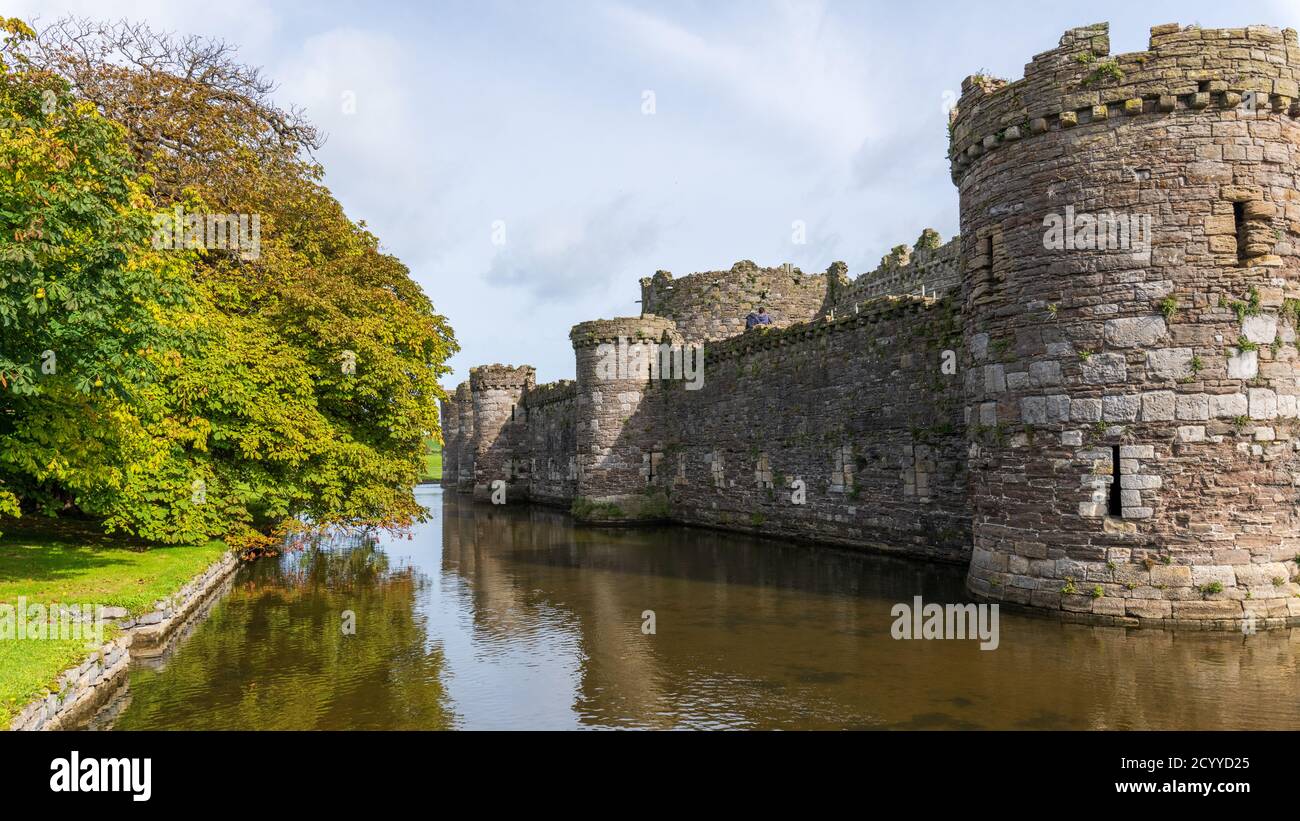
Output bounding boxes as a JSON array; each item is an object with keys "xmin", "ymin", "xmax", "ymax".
[
  {"xmin": 1175, "ymin": 393, "xmax": 1209, "ymax": 421},
  {"xmin": 1126, "ymin": 599, "xmax": 1172, "ymax": 618},
  {"xmin": 1140, "ymin": 391, "xmax": 1175, "ymax": 421},
  {"xmin": 1172, "ymin": 600, "xmax": 1242, "ymax": 619},
  {"xmin": 1104, "ymin": 316, "xmax": 1167, "ymax": 348},
  {"xmin": 1020, "ymin": 396, "xmax": 1046, "ymax": 424},
  {"xmin": 1081, "ymin": 352, "xmax": 1127, "ymax": 383},
  {"xmin": 979, "ymin": 401, "xmax": 998, "ymax": 425},
  {"xmin": 1227, "ymin": 350, "xmax": 1258, "ymax": 379},
  {"xmin": 1191, "ymin": 565, "xmax": 1236, "ymax": 588},
  {"xmin": 1069, "ymin": 398, "xmax": 1103, "ymax": 423},
  {"xmin": 1209, "ymin": 393, "xmax": 1248, "ymax": 418},
  {"xmin": 1030, "ymin": 360, "xmax": 1062, "ymax": 386},
  {"xmin": 1249, "ymin": 388, "xmax": 1278, "ymax": 419},
  {"xmin": 1146, "ymin": 348, "xmax": 1193, "ymax": 380},
  {"xmin": 1150, "ymin": 565, "xmax": 1192, "ymax": 586},
  {"xmin": 1102, "ymin": 394, "xmax": 1140, "ymax": 422},
  {"xmin": 1045, "ymin": 394, "xmax": 1070, "ymax": 422},
  {"xmin": 1242, "ymin": 314, "xmax": 1278, "ymax": 344},
  {"xmin": 984, "ymin": 364, "xmax": 1006, "ymax": 393},
  {"xmin": 1122, "ymin": 474, "xmax": 1161, "ymax": 490}
]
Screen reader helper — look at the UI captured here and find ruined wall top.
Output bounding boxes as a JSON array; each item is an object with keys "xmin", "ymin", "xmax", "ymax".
[
  {"xmin": 638, "ymin": 260, "xmax": 830, "ymax": 342},
  {"xmin": 469, "ymin": 364, "xmax": 536, "ymax": 391},
  {"xmin": 949, "ymin": 22, "xmax": 1300, "ymax": 184},
  {"xmin": 829, "ymin": 230, "xmax": 960, "ymax": 310}
]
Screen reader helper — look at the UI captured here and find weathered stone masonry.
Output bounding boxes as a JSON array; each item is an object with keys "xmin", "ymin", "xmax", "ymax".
[{"xmin": 444, "ymin": 22, "xmax": 1300, "ymax": 629}]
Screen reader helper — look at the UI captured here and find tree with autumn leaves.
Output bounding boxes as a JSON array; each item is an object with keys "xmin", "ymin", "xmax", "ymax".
[{"xmin": 0, "ymin": 16, "xmax": 457, "ymax": 549}]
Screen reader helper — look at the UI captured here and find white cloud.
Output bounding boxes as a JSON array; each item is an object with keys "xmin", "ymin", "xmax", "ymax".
[
  {"xmin": 484, "ymin": 194, "xmax": 664, "ymax": 302},
  {"xmin": 600, "ymin": 0, "xmax": 880, "ymax": 158}
]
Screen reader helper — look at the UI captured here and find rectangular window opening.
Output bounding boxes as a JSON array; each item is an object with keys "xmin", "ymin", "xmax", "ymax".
[
  {"xmin": 1108, "ymin": 445, "xmax": 1123, "ymax": 517},
  {"xmin": 1233, "ymin": 201, "xmax": 1247, "ymax": 263}
]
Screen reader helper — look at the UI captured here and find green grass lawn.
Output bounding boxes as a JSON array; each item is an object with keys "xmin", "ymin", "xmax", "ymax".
[
  {"xmin": 0, "ymin": 517, "xmax": 229, "ymax": 727},
  {"xmin": 420, "ymin": 438, "xmax": 442, "ymax": 483}
]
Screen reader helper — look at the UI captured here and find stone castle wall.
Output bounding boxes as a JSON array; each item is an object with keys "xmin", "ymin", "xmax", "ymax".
[
  {"xmin": 658, "ymin": 296, "xmax": 969, "ymax": 561},
  {"xmin": 443, "ymin": 297, "xmax": 969, "ymax": 561},
  {"xmin": 439, "ymin": 21, "xmax": 1300, "ymax": 629},
  {"xmin": 521, "ymin": 380, "xmax": 578, "ymax": 505}
]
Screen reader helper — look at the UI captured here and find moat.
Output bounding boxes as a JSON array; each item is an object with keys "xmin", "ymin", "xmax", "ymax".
[{"xmin": 86, "ymin": 486, "xmax": 1300, "ymax": 730}]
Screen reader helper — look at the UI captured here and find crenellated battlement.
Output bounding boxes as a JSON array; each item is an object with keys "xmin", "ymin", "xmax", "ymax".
[
  {"xmin": 469, "ymin": 363, "xmax": 536, "ymax": 391},
  {"xmin": 569, "ymin": 315, "xmax": 681, "ymax": 348},
  {"xmin": 949, "ymin": 22, "xmax": 1300, "ymax": 184},
  {"xmin": 523, "ymin": 379, "xmax": 577, "ymax": 408}
]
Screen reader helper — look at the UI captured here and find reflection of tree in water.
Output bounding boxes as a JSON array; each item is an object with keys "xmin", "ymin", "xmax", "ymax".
[{"xmin": 110, "ymin": 533, "xmax": 453, "ymax": 730}]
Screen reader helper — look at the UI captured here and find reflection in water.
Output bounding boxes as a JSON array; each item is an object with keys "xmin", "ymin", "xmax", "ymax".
[
  {"xmin": 103, "ymin": 535, "xmax": 451, "ymax": 730},
  {"xmin": 96, "ymin": 487, "xmax": 1300, "ymax": 730}
]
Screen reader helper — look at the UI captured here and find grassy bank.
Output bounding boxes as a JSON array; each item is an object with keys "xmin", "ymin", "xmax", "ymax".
[
  {"xmin": 0, "ymin": 518, "xmax": 228, "ymax": 727},
  {"xmin": 421, "ymin": 439, "xmax": 442, "ymax": 483}
]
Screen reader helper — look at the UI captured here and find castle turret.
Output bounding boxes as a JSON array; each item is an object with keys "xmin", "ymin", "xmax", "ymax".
[
  {"xmin": 454, "ymin": 381, "xmax": 474, "ymax": 492},
  {"xmin": 469, "ymin": 365, "xmax": 535, "ymax": 503},
  {"xmin": 439, "ymin": 395, "xmax": 459, "ymax": 489},
  {"xmin": 570, "ymin": 316, "xmax": 680, "ymax": 521},
  {"xmin": 953, "ymin": 22, "xmax": 1300, "ymax": 627}
]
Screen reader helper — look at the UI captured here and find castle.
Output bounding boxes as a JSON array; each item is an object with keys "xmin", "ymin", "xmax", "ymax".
[{"xmin": 442, "ymin": 22, "xmax": 1300, "ymax": 630}]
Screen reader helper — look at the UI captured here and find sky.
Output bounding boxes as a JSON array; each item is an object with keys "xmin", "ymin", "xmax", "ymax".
[{"xmin": 10, "ymin": 0, "xmax": 1300, "ymax": 387}]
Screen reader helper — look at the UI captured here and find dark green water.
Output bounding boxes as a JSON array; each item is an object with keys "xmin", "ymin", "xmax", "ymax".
[{"xmin": 90, "ymin": 486, "xmax": 1300, "ymax": 729}]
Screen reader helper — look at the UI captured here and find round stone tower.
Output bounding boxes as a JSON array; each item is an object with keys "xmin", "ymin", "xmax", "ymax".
[
  {"xmin": 439, "ymin": 395, "xmax": 459, "ymax": 489},
  {"xmin": 469, "ymin": 364, "xmax": 535, "ymax": 503},
  {"xmin": 454, "ymin": 380, "xmax": 474, "ymax": 493},
  {"xmin": 569, "ymin": 315, "xmax": 680, "ymax": 522},
  {"xmin": 951, "ymin": 22, "xmax": 1300, "ymax": 628}
]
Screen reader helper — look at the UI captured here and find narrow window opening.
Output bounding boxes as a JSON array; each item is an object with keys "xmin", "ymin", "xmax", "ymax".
[
  {"xmin": 1108, "ymin": 445, "xmax": 1123, "ymax": 517},
  {"xmin": 510, "ymin": 404, "xmax": 516, "ymax": 421},
  {"xmin": 1233, "ymin": 201, "xmax": 1247, "ymax": 263},
  {"xmin": 983, "ymin": 235, "xmax": 993, "ymax": 274}
]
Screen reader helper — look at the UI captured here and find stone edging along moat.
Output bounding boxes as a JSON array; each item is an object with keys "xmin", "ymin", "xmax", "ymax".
[{"xmin": 7, "ymin": 551, "xmax": 241, "ymax": 731}]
